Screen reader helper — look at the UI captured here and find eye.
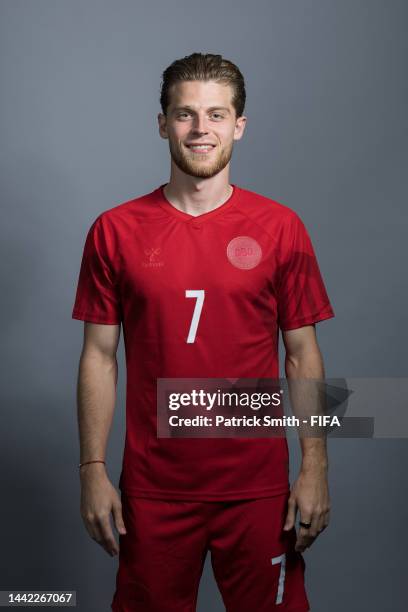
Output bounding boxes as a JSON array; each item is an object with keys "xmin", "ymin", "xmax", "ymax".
[
  {"xmin": 211, "ymin": 113, "xmax": 224, "ymax": 119},
  {"xmin": 177, "ymin": 112, "xmax": 190, "ymax": 119}
]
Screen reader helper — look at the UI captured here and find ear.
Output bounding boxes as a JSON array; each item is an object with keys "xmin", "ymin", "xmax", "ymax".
[
  {"xmin": 233, "ymin": 115, "xmax": 247, "ymax": 141},
  {"xmin": 158, "ymin": 113, "xmax": 168, "ymax": 139}
]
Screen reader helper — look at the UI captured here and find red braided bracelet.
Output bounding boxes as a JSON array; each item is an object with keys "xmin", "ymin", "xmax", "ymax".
[{"xmin": 78, "ymin": 460, "xmax": 106, "ymax": 469}]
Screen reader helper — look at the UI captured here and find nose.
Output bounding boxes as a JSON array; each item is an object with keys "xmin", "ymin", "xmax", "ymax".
[{"xmin": 192, "ymin": 113, "xmax": 209, "ymax": 135}]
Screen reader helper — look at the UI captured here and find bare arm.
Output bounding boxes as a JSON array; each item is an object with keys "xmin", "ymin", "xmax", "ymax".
[
  {"xmin": 77, "ymin": 322, "xmax": 120, "ymax": 466},
  {"xmin": 76, "ymin": 322, "xmax": 126, "ymax": 557},
  {"xmin": 281, "ymin": 325, "xmax": 331, "ymax": 551},
  {"xmin": 283, "ymin": 324, "xmax": 328, "ymax": 471}
]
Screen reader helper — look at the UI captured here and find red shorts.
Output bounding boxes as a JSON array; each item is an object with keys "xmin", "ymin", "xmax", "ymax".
[{"xmin": 111, "ymin": 492, "xmax": 309, "ymax": 611}]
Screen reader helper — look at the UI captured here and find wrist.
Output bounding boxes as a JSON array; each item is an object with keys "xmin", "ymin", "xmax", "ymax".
[
  {"xmin": 79, "ymin": 464, "xmax": 107, "ymax": 485},
  {"xmin": 78, "ymin": 459, "xmax": 106, "ymax": 475},
  {"xmin": 301, "ymin": 456, "xmax": 328, "ymax": 474}
]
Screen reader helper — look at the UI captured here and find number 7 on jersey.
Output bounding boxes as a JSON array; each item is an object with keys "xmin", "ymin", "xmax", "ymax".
[{"xmin": 185, "ymin": 290, "xmax": 205, "ymax": 343}]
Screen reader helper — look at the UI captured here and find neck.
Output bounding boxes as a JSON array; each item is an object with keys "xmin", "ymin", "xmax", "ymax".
[{"xmin": 163, "ymin": 168, "xmax": 233, "ymax": 216}]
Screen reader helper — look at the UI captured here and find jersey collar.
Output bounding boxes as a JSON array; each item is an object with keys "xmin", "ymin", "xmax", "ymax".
[{"xmin": 156, "ymin": 183, "xmax": 239, "ymax": 223}]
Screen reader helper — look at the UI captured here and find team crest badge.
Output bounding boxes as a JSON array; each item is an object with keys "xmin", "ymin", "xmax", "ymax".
[{"xmin": 227, "ymin": 236, "xmax": 262, "ymax": 270}]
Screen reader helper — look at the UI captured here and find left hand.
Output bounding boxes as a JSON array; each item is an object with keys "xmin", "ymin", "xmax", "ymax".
[{"xmin": 283, "ymin": 467, "xmax": 331, "ymax": 552}]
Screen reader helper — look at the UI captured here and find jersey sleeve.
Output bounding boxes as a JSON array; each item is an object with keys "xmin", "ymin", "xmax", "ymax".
[
  {"xmin": 71, "ymin": 215, "xmax": 122, "ymax": 325},
  {"xmin": 277, "ymin": 212, "xmax": 334, "ymax": 331}
]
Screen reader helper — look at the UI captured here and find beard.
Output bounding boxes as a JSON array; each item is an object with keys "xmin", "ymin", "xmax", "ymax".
[{"xmin": 168, "ymin": 139, "xmax": 234, "ymax": 179}]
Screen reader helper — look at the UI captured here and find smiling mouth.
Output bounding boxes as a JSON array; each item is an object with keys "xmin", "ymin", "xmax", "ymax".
[{"xmin": 185, "ymin": 144, "xmax": 216, "ymax": 153}]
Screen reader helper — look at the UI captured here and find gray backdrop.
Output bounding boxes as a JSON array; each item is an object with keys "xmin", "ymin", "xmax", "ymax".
[{"xmin": 1, "ymin": 0, "xmax": 407, "ymax": 610}]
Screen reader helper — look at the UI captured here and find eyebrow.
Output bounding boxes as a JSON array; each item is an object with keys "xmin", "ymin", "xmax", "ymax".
[{"xmin": 172, "ymin": 106, "xmax": 231, "ymax": 114}]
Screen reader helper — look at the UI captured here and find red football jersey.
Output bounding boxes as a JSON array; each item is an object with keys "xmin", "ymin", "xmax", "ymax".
[{"xmin": 72, "ymin": 183, "xmax": 335, "ymax": 501}]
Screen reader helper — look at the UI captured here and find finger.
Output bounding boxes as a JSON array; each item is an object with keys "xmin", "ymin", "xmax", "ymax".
[
  {"xmin": 283, "ymin": 497, "xmax": 297, "ymax": 531},
  {"xmin": 316, "ymin": 511, "xmax": 327, "ymax": 534},
  {"xmin": 82, "ymin": 509, "xmax": 118, "ymax": 557},
  {"xmin": 83, "ymin": 513, "xmax": 102, "ymax": 543},
  {"xmin": 112, "ymin": 500, "xmax": 127, "ymax": 535},
  {"xmin": 295, "ymin": 513, "xmax": 312, "ymax": 552},
  {"xmin": 87, "ymin": 520, "xmax": 104, "ymax": 546},
  {"xmin": 296, "ymin": 526, "xmax": 317, "ymax": 552},
  {"xmin": 319, "ymin": 513, "xmax": 330, "ymax": 534},
  {"xmin": 295, "ymin": 526, "xmax": 311, "ymax": 552},
  {"xmin": 97, "ymin": 514, "xmax": 119, "ymax": 556},
  {"xmin": 309, "ymin": 513, "xmax": 321, "ymax": 538}
]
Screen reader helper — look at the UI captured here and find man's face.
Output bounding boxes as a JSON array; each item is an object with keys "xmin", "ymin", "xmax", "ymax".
[{"xmin": 158, "ymin": 80, "xmax": 246, "ymax": 179}]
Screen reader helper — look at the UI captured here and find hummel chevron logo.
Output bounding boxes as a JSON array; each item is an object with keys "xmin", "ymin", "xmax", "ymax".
[{"xmin": 142, "ymin": 247, "xmax": 164, "ymax": 268}]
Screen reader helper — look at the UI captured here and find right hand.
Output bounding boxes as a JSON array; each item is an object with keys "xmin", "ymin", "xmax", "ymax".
[{"xmin": 79, "ymin": 464, "xmax": 127, "ymax": 557}]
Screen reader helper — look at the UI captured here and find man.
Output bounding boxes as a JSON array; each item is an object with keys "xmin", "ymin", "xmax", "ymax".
[{"xmin": 72, "ymin": 53, "xmax": 334, "ymax": 611}]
